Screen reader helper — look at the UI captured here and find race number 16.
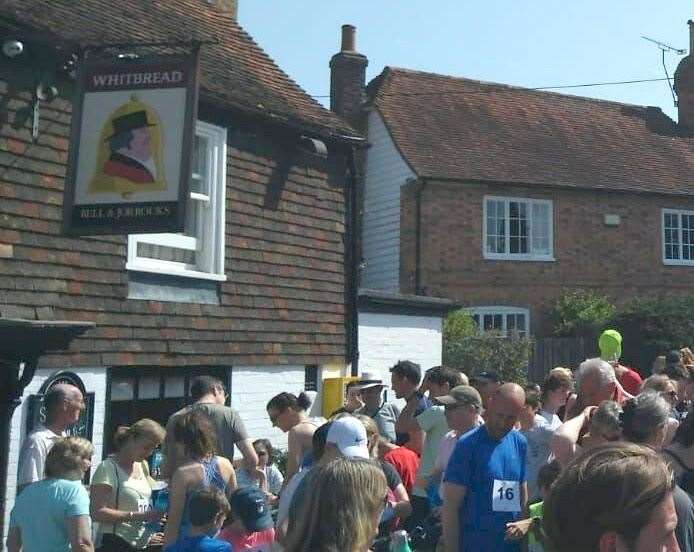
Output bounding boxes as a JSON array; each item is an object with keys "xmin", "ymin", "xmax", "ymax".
[{"xmin": 492, "ymin": 479, "xmax": 521, "ymax": 512}]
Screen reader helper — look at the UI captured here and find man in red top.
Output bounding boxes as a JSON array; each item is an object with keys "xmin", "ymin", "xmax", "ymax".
[
  {"xmin": 567, "ymin": 357, "xmax": 629, "ymax": 419},
  {"xmin": 598, "ymin": 329, "xmax": 642, "ymax": 396},
  {"xmin": 378, "ymin": 437, "xmax": 419, "ymax": 495}
]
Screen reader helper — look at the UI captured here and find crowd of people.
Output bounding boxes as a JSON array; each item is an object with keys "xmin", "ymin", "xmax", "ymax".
[{"xmin": 7, "ymin": 330, "xmax": 694, "ymax": 551}]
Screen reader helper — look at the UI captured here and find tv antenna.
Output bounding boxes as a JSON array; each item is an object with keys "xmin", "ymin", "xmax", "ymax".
[{"xmin": 642, "ymin": 36, "xmax": 687, "ymax": 106}]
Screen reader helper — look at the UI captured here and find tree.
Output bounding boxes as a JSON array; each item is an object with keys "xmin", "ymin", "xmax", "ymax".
[
  {"xmin": 443, "ymin": 309, "xmax": 532, "ymax": 385},
  {"xmin": 550, "ymin": 290, "xmax": 616, "ymax": 338}
]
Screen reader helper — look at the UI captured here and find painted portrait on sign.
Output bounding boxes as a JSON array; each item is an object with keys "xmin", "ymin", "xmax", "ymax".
[{"xmin": 88, "ymin": 97, "xmax": 167, "ymax": 197}]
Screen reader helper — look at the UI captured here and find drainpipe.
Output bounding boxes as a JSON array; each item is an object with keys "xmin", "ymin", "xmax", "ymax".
[
  {"xmin": 415, "ymin": 179, "xmax": 427, "ymax": 295},
  {"xmin": 346, "ymin": 146, "xmax": 361, "ymax": 376}
]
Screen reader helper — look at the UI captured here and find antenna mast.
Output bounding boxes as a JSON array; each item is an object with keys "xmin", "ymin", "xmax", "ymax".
[{"xmin": 642, "ymin": 35, "xmax": 687, "ymax": 106}]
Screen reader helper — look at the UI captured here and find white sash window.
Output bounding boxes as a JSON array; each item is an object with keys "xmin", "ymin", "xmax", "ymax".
[
  {"xmin": 483, "ymin": 196, "xmax": 554, "ymax": 261},
  {"xmin": 127, "ymin": 121, "xmax": 227, "ymax": 280}
]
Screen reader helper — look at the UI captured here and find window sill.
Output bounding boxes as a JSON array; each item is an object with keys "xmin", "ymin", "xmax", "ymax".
[
  {"xmin": 483, "ymin": 254, "xmax": 556, "ymax": 262},
  {"xmin": 126, "ymin": 262, "xmax": 227, "ymax": 282},
  {"xmin": 663, "ymin": 259, "xmax": 694, "ymax": 267}
]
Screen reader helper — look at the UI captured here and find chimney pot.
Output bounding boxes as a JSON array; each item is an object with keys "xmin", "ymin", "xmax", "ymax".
[
  {"xmin": 689, "ymin": 19, "xmax": 694, "ymax": 55},
  {"xmin": 341, "ymin": 24, "xmax": 356, "ymax": 52}
]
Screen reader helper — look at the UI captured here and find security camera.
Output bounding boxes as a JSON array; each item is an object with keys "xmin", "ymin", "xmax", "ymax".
[
  {"xmin": 299, "ymin": 136, "xmax": 328, "ymax": 157},
  {"xmin": 36, "ymin": 83, "xmax": 59, "ymax": 102},
  {"xmin": 2, "ymin": 39, "xmax": 24, "ymax": 58}
]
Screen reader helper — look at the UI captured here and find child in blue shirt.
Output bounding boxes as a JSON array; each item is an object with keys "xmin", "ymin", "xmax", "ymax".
[{"xmin": 164, "ymin": 488, "xmax": 232, "ymax": 552}]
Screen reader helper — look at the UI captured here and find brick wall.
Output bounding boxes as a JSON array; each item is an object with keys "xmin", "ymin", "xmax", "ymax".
[
  {"xmin": 0, "ymin": 72, "xmax": 348, "ymax": 368},
  {"xmin": 401, "ymin": 180, "xmax": 694, "ymax": 335}
]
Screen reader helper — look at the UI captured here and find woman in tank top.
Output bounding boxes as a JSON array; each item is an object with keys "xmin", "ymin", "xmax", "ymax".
[
  {"xmin": 266, "ymin": 392, "xmax": 326, "ymax": 483},
  {"xmin": 163, "ymin": 410, "xmax": 237, "ymax": 547}
]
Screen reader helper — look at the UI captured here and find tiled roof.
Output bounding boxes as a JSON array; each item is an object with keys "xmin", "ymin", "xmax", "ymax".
[
  {"xmin": 369, "ymin": 67, "xmax": 694, "ymax": 196},
  {"xmin": 2, "ymin": 0, "xmax": 357, "ymax": 139}
]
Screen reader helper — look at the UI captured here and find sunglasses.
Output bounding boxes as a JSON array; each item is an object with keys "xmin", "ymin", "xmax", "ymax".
[{"xmin": 256, "ymin": 450, "xmax": 268, "ymax": 456}]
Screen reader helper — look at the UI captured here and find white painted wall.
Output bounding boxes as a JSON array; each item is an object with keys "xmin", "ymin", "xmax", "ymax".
[
  {"xmin": 4, "ymin": 367, "xmax": 107, "ymax": 533},
  {"xmin": 358, "ymin": 311, "xmax": 443, "ymax": 405},
  {"xmin": 362, "ymin": 109, "xmax": 417, "ymax": 291},
  {"xmin": 230, "ymin": 365, "xmax": 323, "ymax": 452}
]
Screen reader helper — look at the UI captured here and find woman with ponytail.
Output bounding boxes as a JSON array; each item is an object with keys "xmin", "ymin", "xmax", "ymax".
[
  {"xmin": 90, "ymin": 419, "xmax": 166, "ymax": 551},
  {"xmin": 266, "ymin": 391, "xmax": 326, "ymax": 482}
]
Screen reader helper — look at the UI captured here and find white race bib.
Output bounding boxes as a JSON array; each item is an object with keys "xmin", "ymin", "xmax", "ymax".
[
  {"xmin": 136, "ymin": 498, "xmax": 151, "ymax": 514},
  {"xmin": 492, "ymin": 479, "xmax": 521, "ymax": 512}
]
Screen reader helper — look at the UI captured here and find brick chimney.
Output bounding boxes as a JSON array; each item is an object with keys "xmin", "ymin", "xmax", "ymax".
[
  {"xmin": 330, "ymin": 25, "xmax": 368, "ymax": 130},
  {"xmin": 675, "ymin": 20, "xmax": 694, "ymax": 129},
  {"xmin": 206, "ymin": 0, "xmax": 237, "ymax": 19}
]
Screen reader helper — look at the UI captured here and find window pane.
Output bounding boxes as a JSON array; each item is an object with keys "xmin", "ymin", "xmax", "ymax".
[
  {"xmin": 531, "ymin": 203, "xmax": 550, "ymax": 255},
  {"xmin": 509, "ymin": 201, "xmax": 528, "ymax": 254},
  {"xmin": 191, "ymin": 135, "xmax": 210, "ymax": 195},
  {"xmin": 164, "ymin": 377, "xmax": 186, "ymax": 398},
  {"xmin": 139, "ymin": 376, "xmax": 160, "ymax": 400},
  {"xmin": 664, "ymin": 212, "xmax": 681, "ymax": 260},
  {"xmin": 486, "ymin": 200, "xmax": 506, "ymax": 253},
  {"xmin": 684, "ymin": 215, "xmax": 694, "ymax": 260},
  {"xmin": 111, "ymin": 378, "xmax": 135, "ymax": 401},
  {"xmin": 507, "ymin": 314, "xmax": 527, "ymax": 338},
  {"xmin": 137, "ymin": 241, "xmax": 196, "ymax": 265}
]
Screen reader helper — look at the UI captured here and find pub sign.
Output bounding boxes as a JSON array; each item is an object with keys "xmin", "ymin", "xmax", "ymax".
[{"xmin": 62, "ymin": 51, "xmax": 199, "ymax": 235}]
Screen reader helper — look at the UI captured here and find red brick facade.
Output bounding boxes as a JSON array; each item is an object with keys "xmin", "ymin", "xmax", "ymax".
[{"xmin": 401, "ymin": 179, "xmax": 694, "ymax": 336}]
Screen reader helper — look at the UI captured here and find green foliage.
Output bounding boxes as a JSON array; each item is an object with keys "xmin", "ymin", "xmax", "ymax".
[
  {"xmin": 443, "ymin": 309, "xmax": 532, "ymax": 385},
  {"xmin": 443, "ymin": 308, "xmax": 477, "ymax": 342},
  {"xmin": 550, "ymin": 290, "xmax": 616, "ymax": 337},
  {"xmin": 614, "ymin": 295, "xmax": 694, "ymax": 369}
]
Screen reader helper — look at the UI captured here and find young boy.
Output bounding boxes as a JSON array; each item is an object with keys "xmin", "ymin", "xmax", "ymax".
[
  {"xmin": 219, "ymin": 486, "xmax": 275, "ymax": 551},
  {"xmin": 164, "ymin": 488, "xmax": 231, "ymax": 552},
  {"xmin": 505, "ymin": 460, "xmax": 562, "ymax": 552}
]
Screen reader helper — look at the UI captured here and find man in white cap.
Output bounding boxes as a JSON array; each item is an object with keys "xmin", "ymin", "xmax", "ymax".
[
  {"xmin": 353, "ymin": 371, "xmax": 401, "ymax": 443},
  {"xmin": 325, "ymin": 416, "xmax": 371, "ymax": 460}
]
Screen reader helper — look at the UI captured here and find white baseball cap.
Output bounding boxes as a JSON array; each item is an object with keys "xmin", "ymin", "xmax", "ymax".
[{"xmin": 326, "ymin": 416, "xmax": 369, "ymax": 459}]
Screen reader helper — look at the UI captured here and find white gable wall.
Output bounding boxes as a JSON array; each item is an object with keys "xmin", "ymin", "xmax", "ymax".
[
  {"xmin": 358, "ymin": 311, "xmax": 443, "ymax": 406},
  {"xmin": 362, "ymin": 109, "xmax": 417, "ymax": 291},
  {"xmin": 230, "ymin": 365, "xmax": 322, "ymax": 452}
]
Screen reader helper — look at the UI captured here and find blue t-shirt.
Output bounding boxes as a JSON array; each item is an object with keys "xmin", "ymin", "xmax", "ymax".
[
  {"xmin": 443, "ymin": 425, "xmax": 527, "ymax": 552},
  {"xmin": 10, "ymin": 478, "xmax": 90, "ymax": 552},
  {"xmin": 164, "ymin": 535, "xmax": 232, "ymax": 552}
]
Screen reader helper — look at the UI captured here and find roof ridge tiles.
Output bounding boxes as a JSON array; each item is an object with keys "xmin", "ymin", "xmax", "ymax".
[{"xmin": 376, "ymin": 66, "xmax": 660, "ymax": 112}]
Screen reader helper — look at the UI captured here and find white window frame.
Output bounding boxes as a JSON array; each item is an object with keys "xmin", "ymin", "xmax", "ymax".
[
  {"xmin": 126, "ymin": 121, "xmax": 227, "ymax": 281},
  {"xmin": 468, "ymin": 306, "xmax": 530, "ymax": 338},
  {"xmin": 662, "ymin": 208, "xmax": 694, "ymax": 266},
  {"xmin": 483, "ymin": 195, "xmax": 554, "ymax": 261}
]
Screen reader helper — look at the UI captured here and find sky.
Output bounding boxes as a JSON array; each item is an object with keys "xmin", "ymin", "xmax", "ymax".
[{"xmin": 240, "ymin": 1, "xmax": 694, "ymax": 120}]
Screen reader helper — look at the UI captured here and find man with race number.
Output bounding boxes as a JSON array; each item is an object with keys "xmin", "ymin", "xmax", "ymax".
[{"xmin": 442, "ymin": 383, "xmax": 528, "ymax": 552}]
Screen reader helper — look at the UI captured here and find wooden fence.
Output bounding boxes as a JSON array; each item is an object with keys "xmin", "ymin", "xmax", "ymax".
[{"xmin": 527, "ymin": 337, "xmax": 596, "ymax": 382}]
